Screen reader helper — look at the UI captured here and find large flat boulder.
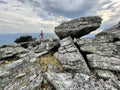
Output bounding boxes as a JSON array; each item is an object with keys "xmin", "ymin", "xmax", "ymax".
[{"xmin": 55, "ymin": 16, "xmax": 102, "ymax": 39}]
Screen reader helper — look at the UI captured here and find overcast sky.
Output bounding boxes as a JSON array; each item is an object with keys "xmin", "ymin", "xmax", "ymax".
[{"xmin": 0, "ymin": 0, "xmax": 120, "ymax": 34}]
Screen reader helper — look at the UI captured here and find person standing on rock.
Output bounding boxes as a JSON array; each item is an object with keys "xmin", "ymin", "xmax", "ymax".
[{"xmin": 40, "ymin": 30, "xmax": 44, "ymax": 42}]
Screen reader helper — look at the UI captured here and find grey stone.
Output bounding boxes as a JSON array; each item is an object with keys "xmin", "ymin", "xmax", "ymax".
[
  {"xmin": 0, "ymin": 46, "xmax": 29, "ymax": 60},
  {"xmin": 54, "ymin": 37, "xmax": 90, "ymax": 74},
  {"xmin": 94, "ymin": 69, "xmax": 117, "ymax": 79},
  {"xmin": 30, "ymin": 39, "xmax": 60, "ymax": 53},
  {"xmin": 55, "ymin": 16, "xmax": 102, "ymax": 39},
  {"xmin": 45, "ymin": 72, "xmax": 117, "ymax": 90},
  {"xmin": 77, "ymin": 38, "xmax": 117, "ymax": 57},
  {"xmin": 60, "ymin": 36, "xmax": 73, "ymax": 47},
  {"xmin": 35, "ymin": 51, "xmax": 49, "ymax": 58},
  {"xmin": 0, "ymin": 56, "xmax": 43, "ymax": 90},
  {"xmin": 14, "ymin": 35, "xmax": 36, "ymax": 48},
  {"xmin": 87, "ymin": 54, "xmax": 120, "ymax": 71},
  {"xmin": 47, "ymin": 65, "xmax": 59, "ymax": 73},
  {"xmin": 14, "ymin": 35, "xmax": 36, "ymax": 43},
  {"xmin": 106, "ymin": 78, "xmax": 120, "ymax": 90}
]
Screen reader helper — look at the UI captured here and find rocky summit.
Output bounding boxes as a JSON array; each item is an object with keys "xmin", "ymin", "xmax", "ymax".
[
  {"xmin": 55, "ymin": 16, "xmax": 102, "ymax": 39},
  {"xmin": 0, "ymin": 16, "xmax": 120, "ymax": 90}
]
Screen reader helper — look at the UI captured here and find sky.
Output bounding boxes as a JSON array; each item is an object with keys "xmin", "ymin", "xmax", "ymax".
[{"xmin": 0, "ymin": 0, "xmax": 120, "ymax": 34}]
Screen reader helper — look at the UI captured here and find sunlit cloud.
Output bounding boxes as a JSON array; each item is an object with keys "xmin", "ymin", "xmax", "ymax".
[{"xmin": 0, "ymin": 0, "xmax": 120, "ymax": 34}]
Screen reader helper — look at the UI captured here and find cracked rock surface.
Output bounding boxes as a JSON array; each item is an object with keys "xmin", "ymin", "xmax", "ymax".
[
  {"xmin": 54, "ymin": 36, "xmax": 90, "ymax": 74},
  {"xmin": 0, "ymin": 16, "xmax": 120, "ymax": 90}
]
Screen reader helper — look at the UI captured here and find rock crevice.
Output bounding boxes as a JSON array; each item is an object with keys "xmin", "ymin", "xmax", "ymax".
[
  {"xmin": 1, "ymin": 16, "xmax": 120, "ymax": 90},
  {"xmin": 47, "ymin": 16, "xmax": 120, "ymax": 90}
]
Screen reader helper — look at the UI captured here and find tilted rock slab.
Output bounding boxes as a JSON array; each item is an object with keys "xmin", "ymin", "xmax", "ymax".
[
  {"xmin": 77, "ymin": 38, "xmax": 120, "ymax": 79},
  {"xmin": 55, "ymin": 16, "xmax": 102, "ymax": 39},
  {"xmin": 28, "ymin": 39, "xmax": 60, "ymax": 53},
  {"xmin": 45, "ymin": 72, "xmax": 119, "ymax": 90},
  {"xmin": 54, "ymin": 36, "xmax": 90, "ymax": 74},
  {"xmin": 87, "ymin": 54, "xmax": 120, "ymax": 71},
  {"xmin": 0, "ymin": 46, "xmax": 29, "ymax": 60},
  {"xmin": 76, "ymin": 21, "xmax": 120, "ymax": 79},
  {"xmin": 0, "ymin": 51, "xmax": 43, "ymax": 90}
]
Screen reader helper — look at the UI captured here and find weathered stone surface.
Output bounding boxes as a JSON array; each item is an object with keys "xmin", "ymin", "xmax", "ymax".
[
  {"xmin": 76, "ymin": 21, "xmax": 120, "ymax": 80},
  {"xmin": 77, "ymin": 37, "xmax": 120, "ymax": 78},
  {"xmin": 87, "ymin": 54, "xmax": 120, "ymax": 71},
  {"xmin": 55, "ymin": 16, "xmax": 102, "ymax": 39},
  {"xmin": 105, "ymin": 78, "xmax": 120, "ymax": 90},
  {"xmin": 0, "ymin": 55, "xmax": 43, "ymax": 90},
  {"xmin": 0, "ymin": 46, "xmax": 29, "ymax": 60},
  {"xmin": 77, "ymin": 38, "xmax": 117, "ymax": 56},
  {"xmin": 54, "ymin": 37, "xmax": 90, "ymax": 74},
  {"xmin": 47, "ymin": 65, "xmax": 59, "ymax": 73},
  {"xmin": 28, "ymin": 39, "xmax": 60, "ymax": 53},
  {"xmin": 1, "ymin": 16, "xmax": 120, "ymax": 90},
  {"xmin": 60, "ymin": 36, "xmax": 73, "ymax": 47},
  {"xmin": 45, "ymin": 72, "xmax": 118, "ymax": 90},
  {"xmin": 94, "ymin": 69, "xmax": 117, "ymax": 79}
]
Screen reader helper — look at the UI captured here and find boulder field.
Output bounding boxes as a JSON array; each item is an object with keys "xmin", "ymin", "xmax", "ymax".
[{"xmin": 0, "ymin": 16, "xmax": 120, "ymax": 90}]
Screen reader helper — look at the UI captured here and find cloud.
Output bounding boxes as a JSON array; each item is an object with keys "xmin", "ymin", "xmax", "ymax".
[
  {"xmin": 0, "ymin": 0, "xmax": 120, "ymax": 34},
  {"xmin": 0, "ymin": 0, "xmax": 7, "ymax": 4},
  {"xmin": 0, "ymin": 0, "xmax": 62, "ymax": 33},
  {"xmin": 36, "ymin": 0, "xmax": 99, "ymax": 18}
]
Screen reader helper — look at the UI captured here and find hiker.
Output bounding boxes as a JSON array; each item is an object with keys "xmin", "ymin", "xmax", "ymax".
[{"xmin": 40, "ymin": 30, "xmax": 44, "ymax": 42}]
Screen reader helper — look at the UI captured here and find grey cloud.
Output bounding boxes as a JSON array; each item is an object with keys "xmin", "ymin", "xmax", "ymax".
[
  {"xmin": 39, "ymin": 0, "xmax": 99, "ymax": 18},
  {"xmin": 1, "ymin": 0, "xmax": 120, "ymax": 33},
  {"xmin": 16, "ymin": 0, "xmax": 120, "ymax": 27},
  {"xmin": 17, "ymin": 0, "xmax": 40, "ymax": 7},
  {"xmin": 0, "ymin": 0, "xmax": 7, "ymax": 4},
  {"xmin": 12, "ymin": 5, "xmax": 21, "ymax": 7},
  {"xmin": 17, "ymin": 0, "xmax": 25, "ymax": 3},
  {"xmin": 17, "ymin": 0, "xmax": 99, "ymax": 18}
]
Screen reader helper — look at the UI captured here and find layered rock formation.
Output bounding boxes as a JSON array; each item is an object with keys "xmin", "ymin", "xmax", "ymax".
[
  {"xmin": 76, "ymin": 22, "xmax": 120, "ymax": 79},
  {"xmin": 46, "ymin": 16, "xmax": 120, "ymax": 90},
  {"xmin": 45, "ymin": 72, "xmax": 119, "ymax": 90},
  {"xmin": 0, "ymin": 45, "xmax": 29, "ymax": 60},
  {"xmin": 0, "ymin": 56, "xmax": 43, "ymax": 90},
  {"xmin": 0, "ymin": 39, "xmax": 59, "ymax": 90},
  {"xmin": 54, "ymin": 36, "xmax": 90, "ymax": 74},
  {"xmin": 0, "ymin": 16, "xmax": 120, "ymax": 90}
]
